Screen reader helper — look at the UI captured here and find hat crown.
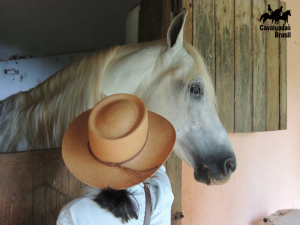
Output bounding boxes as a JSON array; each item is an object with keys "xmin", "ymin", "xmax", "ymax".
[
  {"xmin": 88, "ymin": 94, "xmax": 148, "ymax": 163},
  {"xmin": 95, "ymin": 100, "xmax": 142, "ymax": 139}
]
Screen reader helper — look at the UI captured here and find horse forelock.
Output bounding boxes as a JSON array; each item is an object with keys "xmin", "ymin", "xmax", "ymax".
[{"xmin": 182, "ymin": 41, "xmax": 217, "ymax": 107}]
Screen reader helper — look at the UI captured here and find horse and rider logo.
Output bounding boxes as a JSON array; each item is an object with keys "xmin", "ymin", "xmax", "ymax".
[
  {"xmin": 259, "ymin": 4, "xmax": 291, "ymax": 38},
  {"xmin": 260, "ymin": 5, "xmax": 291, "ymax": 25}
]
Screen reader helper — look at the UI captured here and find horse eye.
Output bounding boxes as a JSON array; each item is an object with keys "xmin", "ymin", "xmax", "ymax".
[{"xmin": 190, "ymin": 85, "xmax": 202, "ymax": 97}]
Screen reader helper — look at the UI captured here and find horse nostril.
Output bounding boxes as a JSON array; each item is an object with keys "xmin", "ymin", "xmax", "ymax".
[
  {"xmin": 226, "ymin": 161, "xmax": 232, "ymax": 170},
  {"xmin": 224, "ymin": 159, "xmax": 236, "ymax": 175}
]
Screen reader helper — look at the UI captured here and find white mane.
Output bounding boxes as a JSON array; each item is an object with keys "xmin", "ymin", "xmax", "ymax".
[{"xmin": 0, "ymin": 46, "xmax": 120, "ymax": 151}]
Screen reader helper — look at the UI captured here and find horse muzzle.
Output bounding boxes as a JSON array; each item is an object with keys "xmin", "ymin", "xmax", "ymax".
[{"xmin": 193, "ymin": 156, "xmax": 237, "ymax": 185}]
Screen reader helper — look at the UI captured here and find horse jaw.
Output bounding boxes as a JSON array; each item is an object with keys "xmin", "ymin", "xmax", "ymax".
[
  {"xmin": 173, "ymin": 116, "xmax": 236, "ymax": 186},
  {"xmin": 171, "ymin": 94, "xmax": 236, "ymax": 186}
]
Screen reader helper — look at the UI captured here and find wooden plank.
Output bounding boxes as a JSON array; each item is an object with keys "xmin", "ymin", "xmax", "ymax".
[
  {"xmin": 165, "ymin": 152, "xmax": 182, "ymax": 225},
  {"xmin": 253, "ymin": 0, "xmax": 267, "ymax": 132},
  {"xmin": 138, "ymin": 0, "xmax": 164, "ymax": 43},
  {"xmin": 279, "ymin": 1, "xmax": 287, "ymax": 130},
  {"xmin": 0, "ymin": 149, "xmax": 86, "ymax": 225},
  {"xmin": 182, "ymin": 0, "xmax": 193, "ymax": 44},
  {"xmin": 215, "ymin": 0, "xmax": 235, "ymax": 132},
  {"xmin": 193, "ymin": 0, "xmax": 215, "ymax": 85},
  {"xmin": 0, "ymin": 152, "xmax": 34, "ymax": 225},
  {"xmin": 234, "ymin": 0, "xmax": 253, "ymax": 132},
  {"xmin": 266, "ymin": 0, "xmax": 280, "ymax": 131},
  {"xmin": 32, "ymin": 149, "xmax": 69, "ymax": 225}
]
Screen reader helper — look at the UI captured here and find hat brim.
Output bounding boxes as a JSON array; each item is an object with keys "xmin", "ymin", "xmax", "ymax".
[{"xmin": 62, "ymin": 109, "xmax": 176, "ymax": 190}]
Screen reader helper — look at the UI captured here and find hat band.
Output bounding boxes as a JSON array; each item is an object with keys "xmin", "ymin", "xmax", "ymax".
[{"xmin": 87, "ymin": 131, "xmax": 160, "ymax": 181}]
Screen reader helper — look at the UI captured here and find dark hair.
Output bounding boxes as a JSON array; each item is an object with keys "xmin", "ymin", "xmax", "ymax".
[{"xmin": 94, "ymin": 187, "xmax": 138, "ymax": 223}]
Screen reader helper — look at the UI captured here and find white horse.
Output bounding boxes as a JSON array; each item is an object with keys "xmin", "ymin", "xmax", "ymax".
[{"xmin": 0, "ymin": 12, "xmax": 236, "ymax": 185}]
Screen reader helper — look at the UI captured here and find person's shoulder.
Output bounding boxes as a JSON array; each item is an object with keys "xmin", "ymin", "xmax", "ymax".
[
  {"xmin": 57, "ymin": 196, "xmax": 95, "ymax": 217},
  {"xmin": 147, "ymin": 165, "xmax": 172, "ymax": 190},
  {"xmin": 57, "ymin": 194, "xmax": 129, "ymax": 225},
  {"xmin": 57, "ymin": 196, "xmax": 91, "ymax": 225}
]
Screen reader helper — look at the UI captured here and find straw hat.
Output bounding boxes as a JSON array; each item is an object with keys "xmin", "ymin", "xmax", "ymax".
[{"xmin": 62, "ymin": 94, "xmax": 176, "ymax": 190}]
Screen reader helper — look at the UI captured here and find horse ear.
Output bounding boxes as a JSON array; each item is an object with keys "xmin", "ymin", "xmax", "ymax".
[{"xmin": 167, "ymin": 11, "xmax": 188, "ymax": 48}]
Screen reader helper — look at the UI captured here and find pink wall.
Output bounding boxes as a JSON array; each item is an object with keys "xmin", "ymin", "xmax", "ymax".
[{"xmin": 182, "ymin": 1, "xmax": 300, "ymax": 224}]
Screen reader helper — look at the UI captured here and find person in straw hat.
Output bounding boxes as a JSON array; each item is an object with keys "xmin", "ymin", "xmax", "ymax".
[{"xmin": 57, "ymin": 93, "xmax": 176, "ymax": 225}]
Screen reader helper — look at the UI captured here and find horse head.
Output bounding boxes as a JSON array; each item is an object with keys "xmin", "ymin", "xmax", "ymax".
[{"xmin": 131, "ymin": 12, "xmax": 237, "ymax": 185}]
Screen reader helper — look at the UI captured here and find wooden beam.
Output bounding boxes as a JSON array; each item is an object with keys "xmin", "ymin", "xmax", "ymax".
[
  {"xmin": 165, "ymin": 152, "xmax": 182, "ymax": 225},
  {"xmin": 235, "ymin": 0, "xmax": 253, "ymax": 132},
  {"xmin": 215, "ymin": 0, "xmax": 235, "ymax": 133}
]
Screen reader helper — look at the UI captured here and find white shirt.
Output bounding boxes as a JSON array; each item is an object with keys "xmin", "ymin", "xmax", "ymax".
[{"xmin": 57, "ymin": 166, "xmax": 174, "ymax": 225}]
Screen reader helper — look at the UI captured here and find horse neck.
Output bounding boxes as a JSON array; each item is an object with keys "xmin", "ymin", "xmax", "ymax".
[{"xmin": 101, "ymin": 39, "xmax": 168, "ymax": 95}]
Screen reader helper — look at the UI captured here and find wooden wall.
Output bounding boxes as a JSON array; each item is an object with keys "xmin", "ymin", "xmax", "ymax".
[
  {"xmin": 139, "ymin": 0, "xmax": 287, "ymax": 133},
  {"xmin": 0, "ymin": 149, "xmax": 85, "ymax": 225},
  {"xmin": 193, "ymin": 0, "xmax": 287, "ymax": 132},
  {"xmin": 0, "ymin": 149, "xmax": 182, "ymax": 224}
]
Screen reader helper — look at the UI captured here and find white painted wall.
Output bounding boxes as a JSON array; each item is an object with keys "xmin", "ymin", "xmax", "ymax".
[{"xmin": 0, "ymin": 53, "xmax": 87, "ymax": 100}]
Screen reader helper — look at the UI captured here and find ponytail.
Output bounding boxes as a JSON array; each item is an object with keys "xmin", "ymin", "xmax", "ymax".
[{"xmin": 94, "ymin": 187, "xmax": 138, "ymax": 223}]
